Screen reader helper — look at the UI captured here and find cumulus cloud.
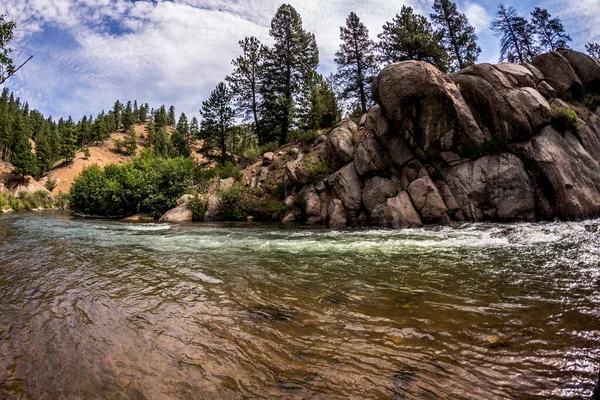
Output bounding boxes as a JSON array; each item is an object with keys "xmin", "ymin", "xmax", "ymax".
[{"xmin": 1, "ymin": 0, "xmax": 596, "ymax": 121}]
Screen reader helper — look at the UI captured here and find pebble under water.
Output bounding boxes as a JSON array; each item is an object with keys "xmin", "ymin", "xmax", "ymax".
[{"xmin": 0, "ymin": 212, "xmax": 599, "ymax": 399}]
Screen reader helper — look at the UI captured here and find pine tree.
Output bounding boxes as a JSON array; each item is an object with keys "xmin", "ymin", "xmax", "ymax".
[
  {"xmin": 530, "ymin": 8, "xmax": 571, "ymax": 52},
  {"xmin": 11, "ymin": 122, "xmax": 37, "ymax": 179},
  {"xmin": 335, "ymin": 12, "xmax": 379, "ymax": 115},
  {"xmin": 200, "ymin": 82, "xmax": 236, "ymax": 165},
  {"xmin": 122, "ymin": 101, "xmax": 134, "ymax": 129},
  {"xmin": 190, "ymin": 117, "xmax": 200, "ymax": 140},
  {"xmin": 124, "ymin": 125, "xmax": 137, "ymax": 156},
  {"xmin": 586, "ymin": 42, "xmax": 600, "ymax": 58},
  {"xmin": 35, "ymin": 129, "xmax": 53, "ymax": 176},
  {"xmin": 491, "ymin": 5, "xmax": 537, "ymax": 63},
  {"xmin": 167, "ymin": 106, "xmax": 176, "ymax": 127},
  {"xmin": 59, "ymin": 117, "xmax": 77, "ymax": 163},
  {"xmin": 133, "ymin": 100, "xmax": 139, "ymax": 123},
  {"xmin": 300, "ymin": 73, "xmax": 340, "ymax": 131},
  {"xmin": 176, "ymin": 113, "xmax": 189, "ymax": 141},
  {"xmin": 378, "ymin": 6, "xmax": 450, "ymax": 72},
  {"xmin": 262, "ymin": 4, "xmax": 319, "ymax": 144},
  {"xmin": 430, "ymin": 0, "xmax": 480, "ymax": 71},
  {"xmin": 226, "ymin": 36, "xmax": 267, "ymax": 145},
  {"xmin": 151, "ymin": 126, "xmax": 171, "ymax": 157},
  {"xmin": 112, "ymin": 100, "xmax": 122, "ymax": 131},
  {"xmin": 154, "ymin": 105, "xmax": 168, "ymax": 128}
]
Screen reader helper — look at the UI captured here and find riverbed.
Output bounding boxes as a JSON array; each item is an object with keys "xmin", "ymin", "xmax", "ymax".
[{"xmin": 0, "ymin": 212, "xmax": 598, "ymax": 399}]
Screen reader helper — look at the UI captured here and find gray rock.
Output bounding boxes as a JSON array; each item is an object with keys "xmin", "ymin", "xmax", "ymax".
[
  {"xmin": 362, "ymin": 177, "xmax": 399, "ymax": 213},
  {"xmin": 407, "ymin": 176, "xmax": 448, "ymax": 223},
  {"xmin": 263, "ymin": 152, "xmax": 275, "ymax": 166},
  {"xmin": 353, "ymin": 132, "xmax": 386, "ymax": 176},
  {"xmin": 328, "ymin": 199, "xmax": 347, "ymax": 227},
  {"xmin": 300, "ymin": 185, "xmax": 321, "ymax": 218},
  {"xmin": 328, "ymin": 163, "xmax": 362, "ymax": 211},
  {"xmin": 532, "ymin": 52, "xmax": 584, "ymax": 100},
  {"xmin": 203, "ymin": 195, "xmax": 221, "ymax": 222},
  {"xmin": 386, "ymin": 192, "xmax": 423, "ymax": 228},
  {"xmin": 326, "ymin": 125, "xmax": 355, "ymax": 170}
]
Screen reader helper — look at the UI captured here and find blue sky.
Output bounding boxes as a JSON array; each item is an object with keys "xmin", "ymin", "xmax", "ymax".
[{"xmin": 1, "ymin": 0, "xmax": 598, "ymax": 121}]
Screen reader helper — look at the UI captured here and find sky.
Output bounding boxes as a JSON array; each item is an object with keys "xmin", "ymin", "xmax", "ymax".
[{"xmin": 0, "ymin": 0, "xmax": 598, "ymax": 122}]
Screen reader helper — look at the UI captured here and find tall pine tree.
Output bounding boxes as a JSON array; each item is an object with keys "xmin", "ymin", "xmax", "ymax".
[
  {"xmin": 167, "ymin": 106, "xmax": 176, "ymax": 127},
  {"xmin": 378, "ymin": 6, "xmax": 449, "ymax": 72},
  {"xmin": 530, "ymin": 8, "xmax": 571, "ymax": 52},
  {"xmin": 262, "ymin": 4, "xmax": 319, "ymax": 144},
  {"xmin": 226, "ymin": 36, "xmax": 267, "ymax": 145},
  {"xmin": 586, "ymin": 42, "xmax": 600, "ymax": 58},
  {"xmin": 335, "ymin": 12, "xmax": 378, "ymax": 115},
  {"xmin": 199, "ymin": 82, "xmax": 236, "ymax": 166},
  {"xmin": 491, "ymin": 5, "xmax": 537, "ymax": 63},
  {"xmin": 430, "ymin": 0, "xmax": 480, "ymax": 71}
]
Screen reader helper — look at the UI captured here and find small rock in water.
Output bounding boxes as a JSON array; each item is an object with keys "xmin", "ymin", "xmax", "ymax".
[
  {"xmin": 485, "ymin": 334, "xmax": 509, "ymax": 348},
  {"xmin": 383, "ymin": 335, "xmax": 403, "ymax": 344}
]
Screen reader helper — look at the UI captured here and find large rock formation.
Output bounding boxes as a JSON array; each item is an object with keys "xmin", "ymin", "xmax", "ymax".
[{"xmin": 282, "ymin": 49, "xmax": 600, "ymax": 227}]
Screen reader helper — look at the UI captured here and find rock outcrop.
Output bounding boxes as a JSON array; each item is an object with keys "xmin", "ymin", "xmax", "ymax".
[
  {"xmin": 159, "ymin": 194, "xmax": 193, "ymax": 223},
  {"xmin": 279, "ymin": 49, "xmax": 600, "ymax": 227}
]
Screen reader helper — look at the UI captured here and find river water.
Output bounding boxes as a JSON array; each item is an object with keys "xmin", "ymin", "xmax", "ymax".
[{"xmin": 0, "ymin": 212, "xmax": 599, "ymax": 399}]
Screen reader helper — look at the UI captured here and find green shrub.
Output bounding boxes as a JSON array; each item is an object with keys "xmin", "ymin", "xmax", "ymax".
[
  {"xmin": 0, "ymin": 194, "xmax": 4, "ymax": 208},
  {"xmin": 45, "ymin": 178, "xmax": 57, "ymax": 192},
  {"xmin": 219, "ymin": 184, "xmax": 247, "ymax": 221},
  {"xmin": 550, "ymin": 106, "xmax": 579, "ymax": 133},
  {"xmin": 239, "ymin": 146, "xmax": 262, "ymax": 167},
  {"xmin": 18, "ymin": 191, "xmax": 39, "ymax": 210},
  {"xmin": 70, "ymin": 149, "xmax": 204, "ymax": 217},
  {"xmin": 188, "ymin": 195, "xmax": 207, "ymax": 222},
  {"xmin": 302, "ymin": 159, "xmax": 328, "ymax": 184},
  {"xmin": 584, "ymin": 94, "xmax": 600, "ymax": 111},
  {"xmin": 33, "ymin": 190, "xmax": 52, "ymax": 208},
  {"xmin": 206, "ymin": 162, "xmax": 242, "ymax": 181},
  {"xmin": 9, "ymin": 197, "xmax": 22, "ymax": 211},
  {"xmin": 261, "ymin": 141, "xmax": 278, "ymax": 153},
  {"xmin": 83, "ymin": 147, "xmax": 91, "ymax": 159},
  {"xmin": 54, "ymin": 192, "xmax": 70, "ymax": 209},
  {"xmin": 289, "ymin": 130, "xmax": 319, "ymax": 146}
]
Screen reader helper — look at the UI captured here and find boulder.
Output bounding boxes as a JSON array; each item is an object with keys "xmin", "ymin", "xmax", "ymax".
[
  {"xmin": 159, "ymin": 195, "xmax": 193, "ymax": 223},
  {"xmin": 557, "ymin": 49, "xmax": 600, "ymax": 94},
  {"xmin": 326, "ymin": 124, "xmax": 355, "ymax": 170},
  {"xmin": 122, "ymin": 213, "xmax": 155, "ymax": 222},
  {"xmin": 365, "ymin": 105, "xmax": 390, "ymax": 138},
  {"xmin": 386, "ymin": 192, "xmax": 423, "ymax": 228},
  {"xmin": 362, "ymin": 177, "xmax": 399, "ymax": 213},
  {"xmin": 510, "ymin": 127, "xmax": 600, "ymax": 219},
  {"xmin": 203, "ymin": 195, "xmax": 221, "ymax": 222},
  {"xmin": 374, "ymin": 60, "xmax": 485, "ymax": 155},
  {"xmin": 407, "ymin": 176, "xmax": 448, "ymax": 223},
  {"xmin": 328, "ymin": 199, "xmax": 347, "ymax": 227},
  {"xmin": 299, "ymin": 185, "xmax": 321, "ymax": 218},
  {"xmin": 328, "ymin": 163, "xmax": 362, "ymax": 211},
  {"xmin": 262, "ymin": 152, "xmax": 275, "ymax": 166},
  {"xmin": 353, "ymin": 132, "xmax": 386, "ymax": 176},
  {"xmin": 443, "ymin": 153, "xmax": 536, "ymax": 221},
  {"xmin": 532, "ymin": 52, "xmax": 584, "ymax": 100},
  {"xmin": 451, "ymin": 68, "xmax": 551, "ymax": 143}
]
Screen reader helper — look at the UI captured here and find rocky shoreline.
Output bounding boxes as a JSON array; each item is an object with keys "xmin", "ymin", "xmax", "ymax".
[{"xmin": 162, "ymin": 49, "xmax": 600, "ymax": 228}]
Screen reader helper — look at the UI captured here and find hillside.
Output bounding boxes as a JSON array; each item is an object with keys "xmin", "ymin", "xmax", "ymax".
[{"xmin": 1, "ymin": 123, "xmax": 205, "ymax": 197}]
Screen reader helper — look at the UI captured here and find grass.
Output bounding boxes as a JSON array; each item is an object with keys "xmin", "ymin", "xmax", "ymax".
[{"xmin": 549, "ymin": 106, "xmax": 579, "ymax": 133}]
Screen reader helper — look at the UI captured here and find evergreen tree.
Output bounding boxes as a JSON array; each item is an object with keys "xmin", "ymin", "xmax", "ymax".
[
  {"xmin": 586, "ymin": 42, "xmax": 600, "ymax": 58},
  {"xmin": 190, "ymin": 117, "xmax": 200, "ymax": 140},
  {"xmin": 430, "ymin": 0, "xmax": 480, "ymax": 71},
  {"xmin": 122, "ymin": 101, "xmax": 134, "ymax": 129},
  {"xmin": 200, "ymin": 82, "xmax": 236, "ymax": 165},
  {"xmin": 262, "ymin": 4, "xmax": 319, "ymax": 144},
  {"xmin": 11, "ymin": 122, "xmax": 37, "ymax": 178},
  {"xmin": 92, "ymin": 113, "xmax": 110, "ymax": 144},
  {"xmin": 491, "ymin": 5, "xmax": 537, "ymax": 63},
  {"xmin": 176, "ymin": 112, "xmax": 189, "ymax": 142},
  {"xmin": 112, "ymin": 100, "xmax": 122, "ymax": 131},
  {"xmin": 59, "ymin": 118, "xmax": 77, "ymax": 163},
  {"xmin": 378, "ymin": 6, "xmax": 450, "ymax": 71},
  {"xmin": 335, "ymin": 12, "xmax": 379, "ymax": 115},
  {"xmin": 35, "ymin": 129, "xmax": 53, "ymax": 176},
  {"xmin": 300, "ymin": 73, "xmax": 341, "ymax": 131},
  {"xmin": 167, "ymin": 105, "xmax": 176, "ymax": 127},
  {"xmin": 171, "ymin": 114, "xmax": 191, "ymax": 158},
  {"xmin": 531, "ymin": 8, "xmax": 571, "ymax": 52},
  {"xmin": 124, "ymin": 125, "xmax": 137, "ymax": 156},
  {"xmin": 150, "ymin": 126, "xmax": 171, "ymax": 157},
  {"xmin": 154, "ymin": 105, "xmax": 168, "ymax": 128},
  {"xmin": 226, "ymin": 36, "xmax": 267, "ymax": 145},
  {"xmin": 133, "ymin": 100, "xmax": 139, "ymax": 123}
]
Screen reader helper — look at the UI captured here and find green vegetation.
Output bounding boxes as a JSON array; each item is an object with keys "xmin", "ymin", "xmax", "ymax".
[
  {"xmin": 584, "ymin": 94, "xmax": 600, "ymax": 111},
  {"xmin": 0, "ymin": 189, "xmax": 69, "ymax": 211},
  {"xmin": 301, "ymin": 159, "xmax": 328, "ymax": 185},
  {"xmin": 550, "ymin": 106, "xmax": 579, "ymax": 133},
  {"xmin": 69, "ymin": 150, "xmax": 203, "ymax": 218},
  {"xmin": 218, "ymin": 184, "xmax": 247, "ymax": 221},
  {"xmin": 463, "ymin": 133, "xmax": 509, "ymax": 159}
]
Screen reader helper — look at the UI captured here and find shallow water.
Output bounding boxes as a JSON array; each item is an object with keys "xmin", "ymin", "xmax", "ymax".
[{"xmin": 0, "ymin": 212, "xmax": 599, "ymax": 399}]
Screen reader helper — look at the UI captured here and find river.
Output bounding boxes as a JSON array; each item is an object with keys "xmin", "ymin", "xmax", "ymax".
[{"xmin": 0, "ymin": 212, "xmax": 599, "ymax": 399}]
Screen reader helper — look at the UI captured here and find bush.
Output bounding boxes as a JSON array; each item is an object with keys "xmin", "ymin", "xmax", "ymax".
[
  {"xmin": 239, "ymin": 146, "xmax": 262, "ymax": 168},
  {"xmin": 584, "ymin": 94, "xmax": 600, "ymax": 111},
  {"xmin": 18, "ymin": 191, "xmax": 39, "ymax": 210},
  {"xmin": 0, "ymin": 194, "xmax": 4, "ymax": 208},
  {"xmin": 45, "ymin": 178, "xmax": 57, "ymax": 192},
  {"xmin": 302, "ymin": 159, "xmax": 328, "ymax": 184},
  {"xmin": 206, "ymin": 162, "xmax": 242, "ymax": 181},
  {"xmin": 83, "ymin": 147, "xmax": 91, "ymax": 159},
  {"xmin": 188, "ymin": 195, "xmax": 207, "ymax": 222},
  {"xmin": 54, "ymin": 192, "xmax": 70, "ymax": 209},
  {"xmin": 261, "ymin": 141, "xmax": 278, "ymax": 153},
  {"xmin": 289, "ymin": 130, "xmax": 319, "ymax": 146},
  {"xmin": 550, "ymin": 106, "xmax": 579, "ymax": 133},
  {"xmin": 219, "ymin": 184, "xmax": 247, "ymax": 221},
  {"xmin": 69, "ymin": 149, "xmax": 204, "ymax": 217},
  {"xmin": 33, "ymin": 190, "xmax": 52, "ymax": 208}
]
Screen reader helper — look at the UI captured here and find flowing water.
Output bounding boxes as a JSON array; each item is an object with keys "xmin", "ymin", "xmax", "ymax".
[{"xmin": 0, "ymin": 212, "xmax": 599, "ymax": 399}]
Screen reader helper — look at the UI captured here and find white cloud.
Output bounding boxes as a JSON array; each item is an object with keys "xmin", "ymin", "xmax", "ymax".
[{"xmin": 463, "ymin": 2, "xmax": 492, "ymax": 34}]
